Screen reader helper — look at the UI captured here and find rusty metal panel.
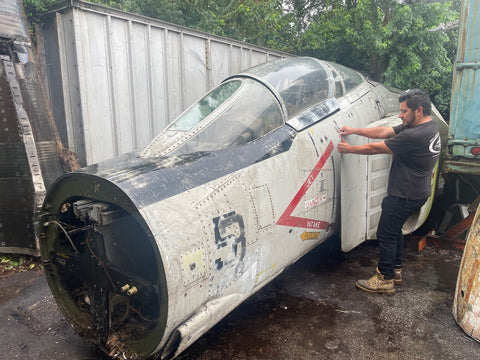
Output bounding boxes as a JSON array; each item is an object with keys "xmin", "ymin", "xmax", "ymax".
[
  {"xmin": 0, "ymin": 59, "xmax": 45, "ymax": 256},
  {"xmin": 41, "ymin": 0, "xmax": 289, "ymax": 166},
  {"xmin": 0, "ymin": 61, "xmax": 43, "ymax": 256},
  {"xmin": 447, "ymin": 0, "xmax": 480, "ymax": 162},
  {"xmin": 453, "ymin": 203, "xmax": 480, "ymax": 341},
  {"xmin": 0, "ymin": 0, "xmax": 66, "ymax": 256},
  {"xmin": 0, "ymin": 0, "xmax": 28, "ymax": 41}
]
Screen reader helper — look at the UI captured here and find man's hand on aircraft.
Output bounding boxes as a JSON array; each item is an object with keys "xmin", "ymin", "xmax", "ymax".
[
  {"xmin": 338, "ymin": 125, "xmax": 355, "ymax": 136},
  {"xmin": 337, "ymin": 137, "xmax": 352, "ymax": 154}
]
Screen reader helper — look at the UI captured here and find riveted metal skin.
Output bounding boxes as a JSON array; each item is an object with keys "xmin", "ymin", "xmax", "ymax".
[{"xmin": 40, "ymin": 57, "xmax": 448, "ymax": 359}]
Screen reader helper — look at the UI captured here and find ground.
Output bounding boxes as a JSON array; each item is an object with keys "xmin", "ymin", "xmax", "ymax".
[{"xmin": 0, "ymin": 238, "xmax": 479, "ymax": 360}]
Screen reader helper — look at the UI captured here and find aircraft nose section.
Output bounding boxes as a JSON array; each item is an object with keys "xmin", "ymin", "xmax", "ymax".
[{"xmin": 40, "ymin": 175, "xmax": 168, "ymax": 359}]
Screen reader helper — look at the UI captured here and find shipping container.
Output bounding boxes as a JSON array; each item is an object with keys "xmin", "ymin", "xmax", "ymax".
[{"xmin": 41, "ymin": 0, "xmax": 289, "ymax": 166}]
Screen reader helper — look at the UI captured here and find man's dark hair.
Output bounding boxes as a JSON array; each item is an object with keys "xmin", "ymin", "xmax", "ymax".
[{"xmin": 398, "ymin": 89, "xmax": 432, "ymax": 116}]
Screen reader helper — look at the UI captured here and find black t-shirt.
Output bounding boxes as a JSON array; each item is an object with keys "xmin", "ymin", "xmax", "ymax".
[{"xmin": 384, "ymin": 121, "xmax": 440, "ymax": 200}]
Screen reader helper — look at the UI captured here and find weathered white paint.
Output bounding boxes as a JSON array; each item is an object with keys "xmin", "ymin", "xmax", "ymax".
[
  {"xmin": 453, "ymin": 203, "xmax": 480, "ymax": 341},
  {"xmin": 40, "ymin": 57, "xmax": 449, "ymax": 359}
]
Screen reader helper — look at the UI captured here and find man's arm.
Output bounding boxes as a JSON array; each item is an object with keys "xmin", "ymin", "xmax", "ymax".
[
  {"xmin": 339, "ymin": 125, "xmax": 396, "ymax": 139},
  {"xmin": 337, "ymin": 137, "xmax": 393, "ymax": 155}
]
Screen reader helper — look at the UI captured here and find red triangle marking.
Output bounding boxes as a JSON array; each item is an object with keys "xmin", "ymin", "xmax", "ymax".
[{"xmin": 276, "ymin": 141, "xmax": 334, "ymax": 229}]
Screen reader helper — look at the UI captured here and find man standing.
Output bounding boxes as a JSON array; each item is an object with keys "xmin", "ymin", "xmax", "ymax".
[{"xmin": 337, "ymin": 89, "xmax": 441, "ymax": 294}]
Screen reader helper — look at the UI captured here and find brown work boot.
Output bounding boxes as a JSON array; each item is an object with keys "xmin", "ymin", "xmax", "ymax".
[
  {"xmin": 356, "ymin": 268, "xmax": 395, "ymax": 295},
  {"xmin": 393, "ymin": 268, "xmax": 402, "ymax": 285}
]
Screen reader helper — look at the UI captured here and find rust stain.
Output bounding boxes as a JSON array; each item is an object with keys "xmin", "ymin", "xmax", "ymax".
[
  {"xmin": 418, "ymin": 236, "xmax": 427, "ymax": 253},
  {"xmin": 462, "ymin": 257, "xmax": 479, "ymax": 306}
]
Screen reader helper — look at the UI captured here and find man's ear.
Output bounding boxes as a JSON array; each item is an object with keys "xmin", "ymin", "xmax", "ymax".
[{"xmin": 415, "ymin": 106, "xmax": 424, "ymax": 116}]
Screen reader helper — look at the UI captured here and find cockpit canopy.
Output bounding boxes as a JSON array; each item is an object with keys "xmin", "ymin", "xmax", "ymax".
[{"xmin": 141, "ymin": 57, "xmax": 363, "ymax": 157}]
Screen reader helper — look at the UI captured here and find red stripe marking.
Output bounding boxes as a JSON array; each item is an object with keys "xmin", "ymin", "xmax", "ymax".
[{"xmin": 276, "ymin": 141, "xmax": 334, "ymax": 229}]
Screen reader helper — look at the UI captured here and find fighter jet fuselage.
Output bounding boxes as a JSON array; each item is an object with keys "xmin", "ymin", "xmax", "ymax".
[{"xmin": 40, "ymin": 57, "xmax": 447, "ymax": 359}]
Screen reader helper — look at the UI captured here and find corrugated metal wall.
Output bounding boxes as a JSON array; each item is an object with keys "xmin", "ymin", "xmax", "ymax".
[
  {"xmin": 42, "ymin": 0, "xmax": 289, "ymax": 165},
  {"xmin": 448, "ymin": 0, "xmax": 480, "ymax": 159}
]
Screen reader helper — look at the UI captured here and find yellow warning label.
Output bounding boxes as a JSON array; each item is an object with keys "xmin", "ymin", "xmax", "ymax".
[{"xmin": 301, "ymin": 231, "xmax": 320, "ymax": 241}]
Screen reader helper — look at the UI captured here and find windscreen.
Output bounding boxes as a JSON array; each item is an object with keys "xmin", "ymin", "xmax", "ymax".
[
  {"xmin": 169, "ymin": 81, "xmax": 242, "ymax": 131},
  {"xmin": 170, "ymin": 78, "xmax": 284, "ymax": 155},
  {"xmin": 243, "ymin": 57, "xmax": 333, "ymax": 118},
  {"xmin": 327, "ymin": 62, "xmax": 363, "ymax": 94}
]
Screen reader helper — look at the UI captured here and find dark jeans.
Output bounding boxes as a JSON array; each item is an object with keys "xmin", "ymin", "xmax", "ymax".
[{"xmin": 377, "ymin": 195, "xmax": 427, "ymax": 280}]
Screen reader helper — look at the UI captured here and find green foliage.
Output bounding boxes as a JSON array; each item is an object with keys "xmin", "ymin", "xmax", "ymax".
[
  {"xmin": 121, "ymin": 0, "xmax": 292, "ymax": 50},
  {"xmin": 289, "ymin": 0, "xmax": 459, "ymax": 119},
  {"xmin": 22, "ymin": 0, "xmax": 56, "ymax": 24},
  {"xmin": 381, "ymin": 2, "xmax": 458, "ymax": 117},
  {"xmin": 84, "ymin": 0, "xmax": 128, "ymax": 10},
  {"xmin": 21, "ymin": 0, "xmax": 460, "ymax": 119},
  {"xmin": 0, "ymin": 254, "xmax": 38, "ymax": 272}
]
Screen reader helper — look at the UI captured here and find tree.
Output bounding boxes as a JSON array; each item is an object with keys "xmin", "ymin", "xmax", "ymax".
[
  {"xmin": 22, "ymin": 0, "xmax": 56, "ymax": 25},
  {"xmin": 382, "ymin": 1, "xmax": 458, "ymax": 117},
  {"xmin": 287, "ymin": 0, "xmax": 459, "ymax": 119},
  {"xmin": 123, "ymin": 0, "xmax": 293, "ymax": 50},
  {"xmin": 22, "ymin": 0, "xmax": 459, "ymax": 118}
]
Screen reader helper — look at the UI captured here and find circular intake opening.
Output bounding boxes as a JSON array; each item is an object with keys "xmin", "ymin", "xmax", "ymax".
[{"xmin": 42, "ymin": 197, "xmax": 166, "ymax": 359}]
